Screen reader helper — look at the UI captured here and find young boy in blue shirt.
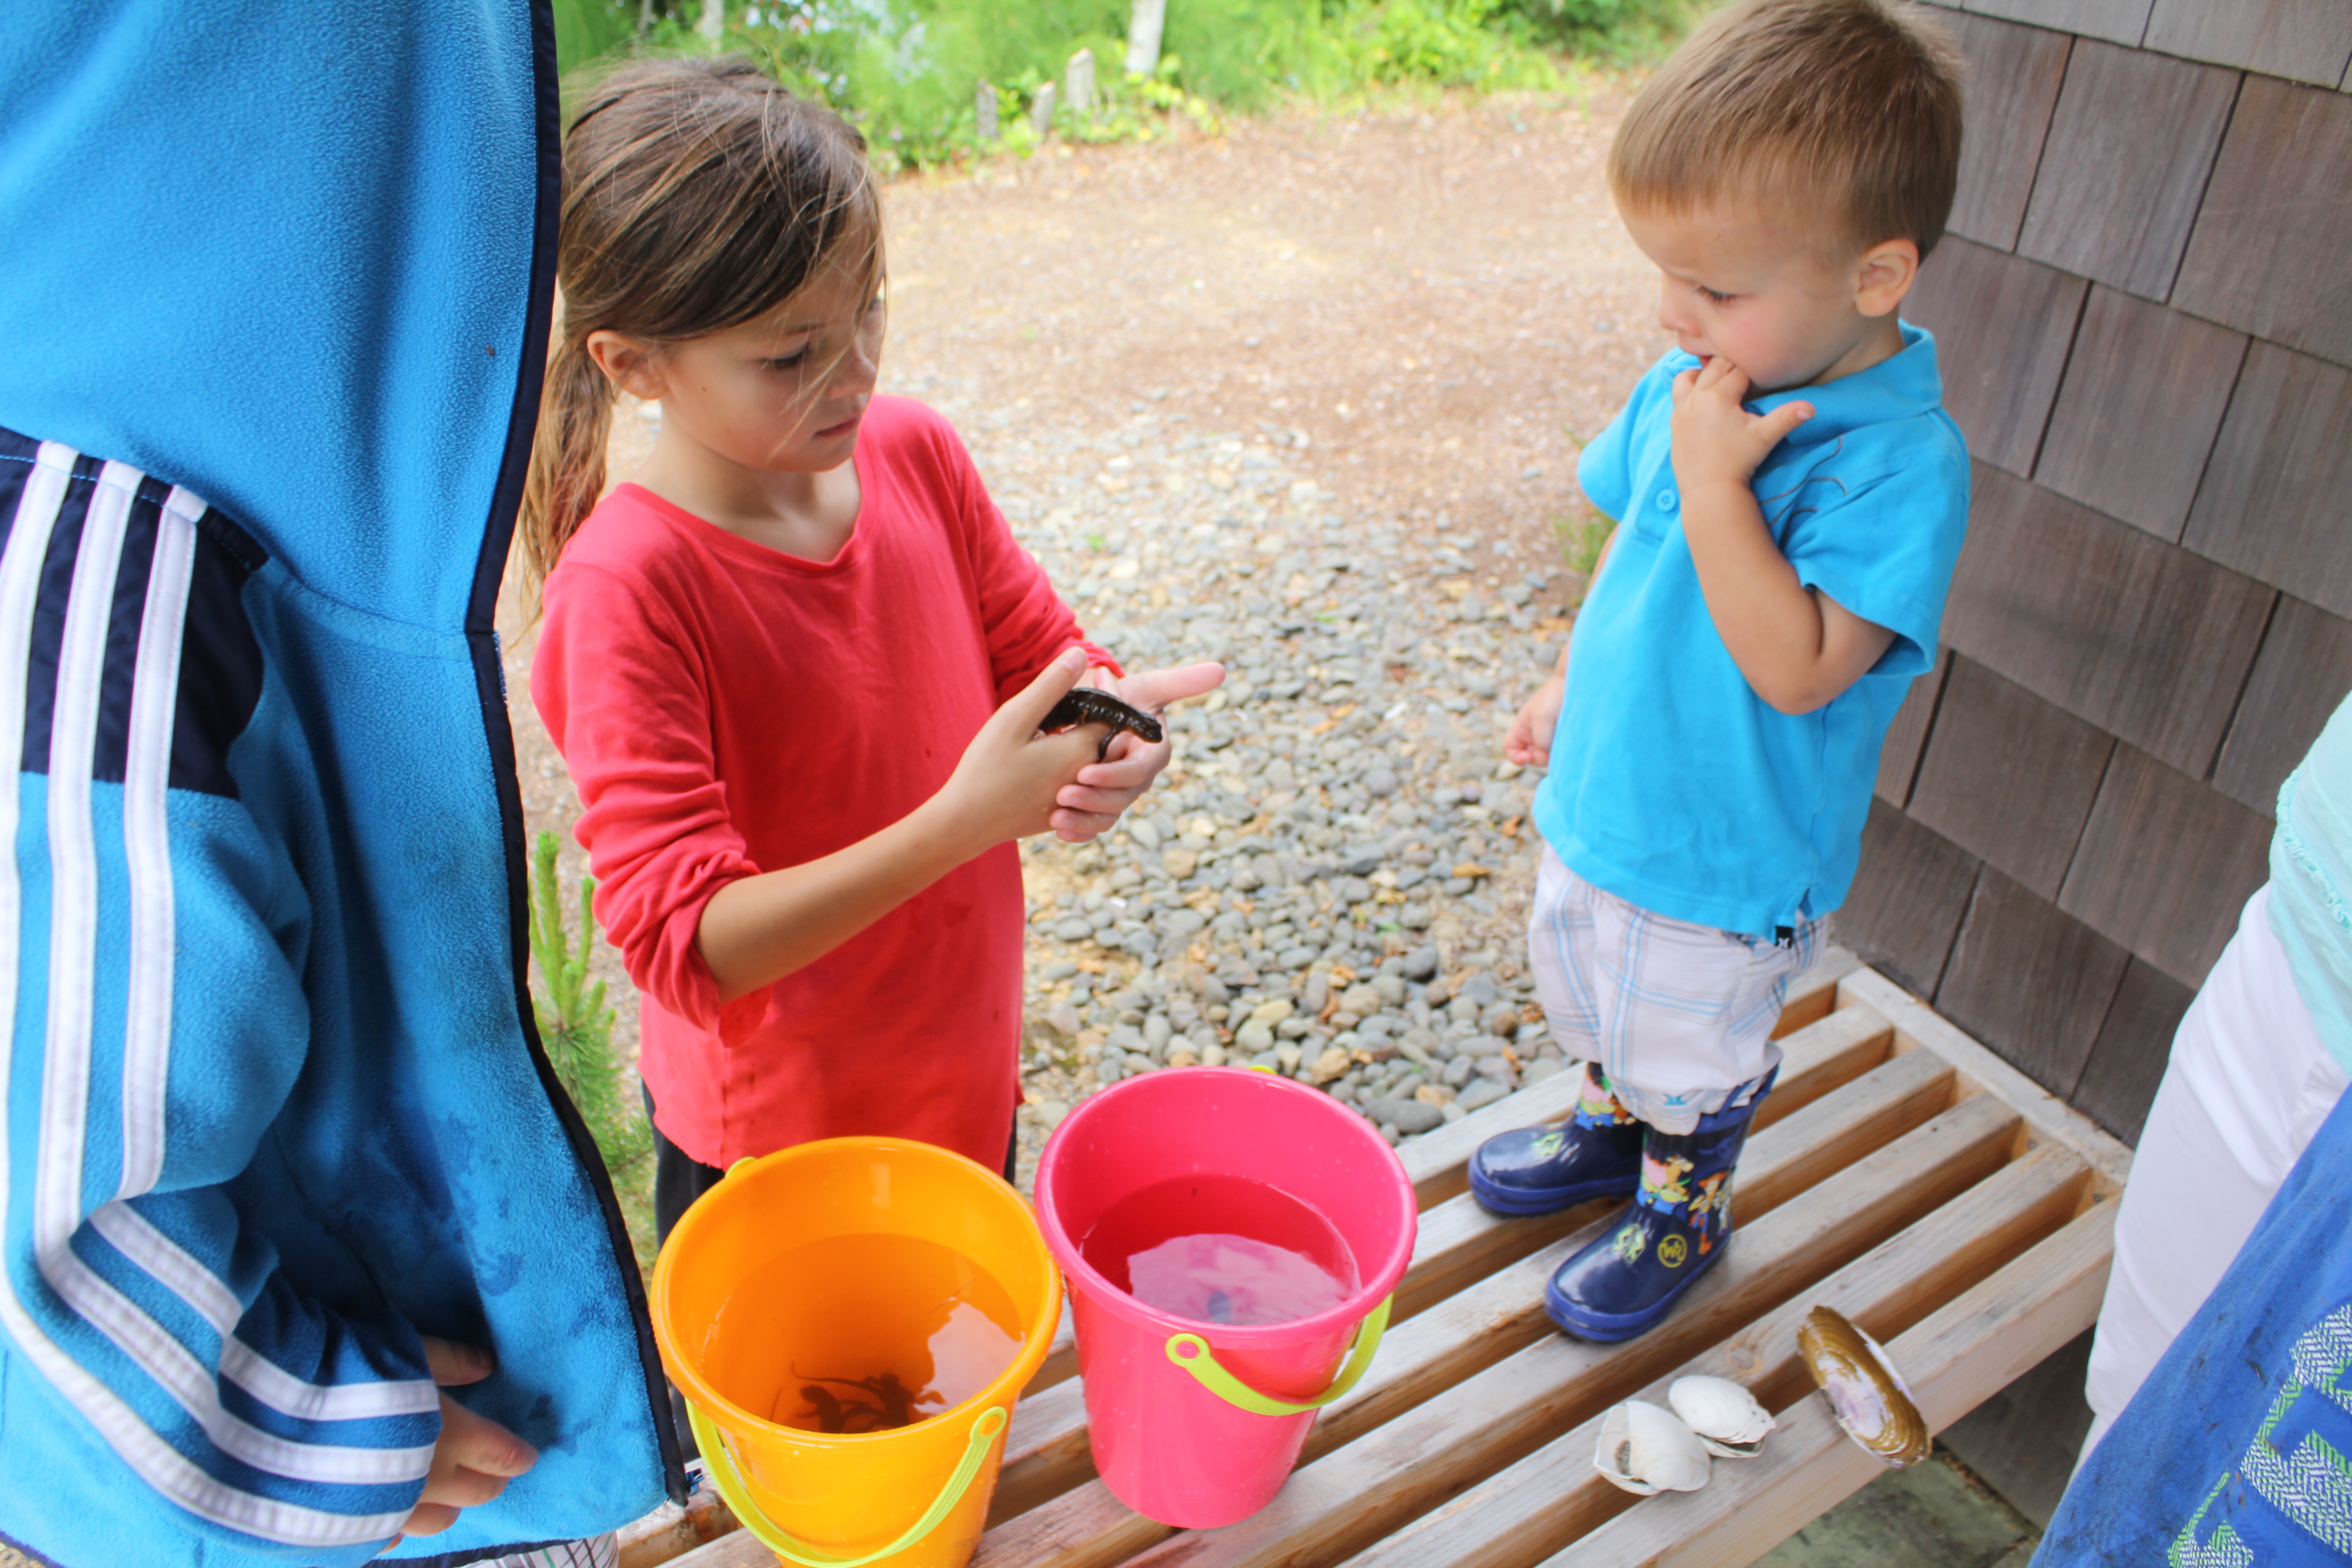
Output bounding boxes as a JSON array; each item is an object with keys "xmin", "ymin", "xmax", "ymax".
[{"xmin": 1469, "ymin": 0, "xmax": 1970, "ymax": 1341}]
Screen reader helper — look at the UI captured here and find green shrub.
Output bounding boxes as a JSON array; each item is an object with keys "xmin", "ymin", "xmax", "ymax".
[
  {"xmin": 527, "ymin": 831, "xmax": 654, "ymax": 1193},
  {"xmin": 553, "ymin": 0, "xmax": 1700, "ymax": 171}
]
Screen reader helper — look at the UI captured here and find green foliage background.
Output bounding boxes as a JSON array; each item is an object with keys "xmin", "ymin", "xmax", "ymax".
[{"xmin": 552, "ymin": 0, "xmax": 1696, "ymax": 169}]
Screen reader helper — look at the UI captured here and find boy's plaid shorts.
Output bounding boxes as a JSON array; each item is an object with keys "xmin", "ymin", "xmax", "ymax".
[{"xmin": 1526, "ymin": 845, "xmax": 1818, "ymax": 1133}]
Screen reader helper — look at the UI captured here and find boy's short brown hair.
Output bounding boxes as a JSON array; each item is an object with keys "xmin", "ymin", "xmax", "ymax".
[{"xmin": 1610, "ymin": 0, "xmax": 1964, "ymax": 257}]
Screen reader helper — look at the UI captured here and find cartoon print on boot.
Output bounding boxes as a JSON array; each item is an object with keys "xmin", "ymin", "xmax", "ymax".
[
  {"xmin": 1574, "ymin": 1067, "xmax": 1640, "ymax": 1129},
  {"xmin": 1612, "ymin": 1224, "xmax": 1649, "ymax": 1265},
  {"xmin": 1688, "ymin": 1172, "xmax": 1732, "ymax": 1254},
  {"xmin": 1636, "ymin": 1151, "xmax": 1695, "ymax": 1214}
]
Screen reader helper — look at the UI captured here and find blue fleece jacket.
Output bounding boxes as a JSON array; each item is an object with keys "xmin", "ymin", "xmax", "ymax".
[{"xmin": 0, "ymin": 5, "xmax": 679, "ymax": 1565}]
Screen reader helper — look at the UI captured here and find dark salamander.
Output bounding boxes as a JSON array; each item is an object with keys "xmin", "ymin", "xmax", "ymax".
[{"xmin": 1042, "ymin": 687, "xmax": 1164, "ymax": 760}]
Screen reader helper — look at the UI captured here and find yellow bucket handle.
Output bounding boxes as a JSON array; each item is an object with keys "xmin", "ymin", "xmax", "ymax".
[
  {"xmin": 687, "ymin": 1400, "xmax": 1008, "ymax": 1568},
  {"xmin": 1162, "ymin": 1294, "xmax": 1392, "ymax": 1416}
]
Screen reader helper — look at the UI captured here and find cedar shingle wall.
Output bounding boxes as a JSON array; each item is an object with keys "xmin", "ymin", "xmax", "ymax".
[{"xmin": 1833, "ymin": 0, "xmax": 2352, "ymax": 1142}]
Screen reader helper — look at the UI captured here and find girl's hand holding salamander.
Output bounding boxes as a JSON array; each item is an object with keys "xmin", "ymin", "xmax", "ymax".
[
  {"xmin": 696, "ymin": 651, "xmax": 1101, "ymax": 1002},
  {"xmin": 1046, "ymin": 662, "xmax": 1226, "ymax": 843}
]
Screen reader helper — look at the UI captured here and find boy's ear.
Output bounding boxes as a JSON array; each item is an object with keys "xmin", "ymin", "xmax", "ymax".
[
  {"xmin": 583, "ymin": 330, "xmax": 668, "ymax": 402},
  {"xmin": 1853, "ymin": 239, "xmax": 1921, "ymax": 320}
]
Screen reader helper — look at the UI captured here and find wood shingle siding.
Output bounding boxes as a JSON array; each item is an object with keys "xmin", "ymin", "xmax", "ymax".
[
  {"xmin": 1907, "ymin": 657, "xmax": 2116, "ymax": 900},
  {"xmin": 2033, "ymin": 285, "xmax": 2246, "ymax": 540},
  {"xmin": 2179, "ymin": 342, "xmax": 2352, "ymax": 619},
  {"xmin": 2069, "ymin": 958, "xmax": 2197, "ymax": 1140},
  {"xmin": 1945, "ymin": 15, "xmax": 2073, "ymax": 250},
  {"xmin": 2057, "ymin": 744, "xmax": 2274, "ymax": 985},
  {"xmin": 1905, "ymin": 240, "xmax": 2084, "ymax": 476},
  {"xmin": 1935, "ymin": 868, "xmax": 2133, "ymax": 1093},
  {"xmin": 2212, "ymin": 596, "xmax": 2352, "ymax": 818},
  {"xmin": 2015, "ymin": 39, "xmax": 2239, "ymax": 299},
  {"xmin": 1841, "ymin": 801, "xmax": 1982, "ymax": 1000},
  {"xmin": 2141, "ymin": 0, "xmax": 2352, "ymax": 88},
  {"xmin": 1874, "ymin": 651, "xmax": 1949, "ymax": 807},
  {"xmin": 1846, "ymin": 0, "xmax": 2352, "ymax": 1145},
  {"xmin": 2170, "ymin": 76, "xmax": 2352, "ymax": 365},
  {"xmin": 1960, "ymin": 0, "xmax": 2154, "ymax": 49},
  {"xmin": 1943, "ymin": 462, "xmax": 2275, "ymax": 777}
]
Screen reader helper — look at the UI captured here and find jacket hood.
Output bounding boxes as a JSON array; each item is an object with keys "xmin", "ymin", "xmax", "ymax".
[{"xmin": 0, "ymin": 0, "xmax": 549, "ymax": 629}]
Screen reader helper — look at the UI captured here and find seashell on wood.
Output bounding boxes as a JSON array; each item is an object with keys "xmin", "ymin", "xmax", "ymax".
[
  {"xmin": 1592, "ymin": 1399, "xmax": 1712, "ymax": 1495},
  {"xmin": 1668, "ymin": 1374, "xmax": 1775, "ymax": 1459},
  {"xmin": 1797, "ymin": 1305, "xmax": 1931, "ymax": 1468}
]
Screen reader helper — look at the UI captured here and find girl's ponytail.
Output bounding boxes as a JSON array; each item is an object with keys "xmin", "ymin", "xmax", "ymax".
[
  {"xmin": 519, "ymin": 55, "xmax": 881, "ymax": 599},
  {"xmin": 520, "ymin": 328, "xmax": 616, "ymax": 591}
]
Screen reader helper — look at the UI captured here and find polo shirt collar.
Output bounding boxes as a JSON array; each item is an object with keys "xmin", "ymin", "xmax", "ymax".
[
  {"xmin": 1750, "ymin": 320, "xmax": 1943, "ymax": 448},
  {"xmin": 1662, "ymin": 321, "xmax": 1943, "ymax": 449}
]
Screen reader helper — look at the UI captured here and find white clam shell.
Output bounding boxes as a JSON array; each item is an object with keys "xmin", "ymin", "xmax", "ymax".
[
  {"xmin": 1592, "ymin": 1399, "xmax": 1712, "ymax": 1495},
  {"xmin": 1668, "ymin": 1375, "xmax": 1776, "ymax": 1458}
]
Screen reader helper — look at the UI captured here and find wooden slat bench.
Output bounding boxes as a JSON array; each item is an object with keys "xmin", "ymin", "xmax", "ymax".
[{"xmin": 620, "ymin": 950, "xmax": 2127, "ymax": 1568}]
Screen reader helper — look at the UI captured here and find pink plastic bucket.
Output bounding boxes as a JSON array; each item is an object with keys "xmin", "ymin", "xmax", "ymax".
[{"xmin": 1034, "ymin": 1066, "xmax": 1418, "ymax": 1528}]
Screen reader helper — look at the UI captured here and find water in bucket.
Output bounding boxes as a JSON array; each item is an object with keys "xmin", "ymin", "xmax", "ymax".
[
  {"xmin": 1079, "ymin": 1173, "xmax": 1359, "ymax": 1327},
  {"xmin": 701, "ymin": 1233, "xmax": 1023, "ymax": 1435}
]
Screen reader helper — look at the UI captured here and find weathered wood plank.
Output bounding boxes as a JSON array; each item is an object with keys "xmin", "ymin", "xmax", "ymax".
[
  {"xmin": 1337, "ymin": 1143, "xmax": 2091, "ymax": 1568},
  {"xmin": 2181, "ymin": 342, "xmax": 2352, "ymax": 622},
  {"xmin": 1873, "ymin": 652, "xmax": 1947, "ymax": 808},
  {"xmin": 1900, "ymin": 240, "xmax": 2084, "ymax": 477},
  {"xmin": 2147, "ymin": 0, "xmax": 2352, "ymax": 98},
  {"xmin": 1945, "ymin": 14, "xmax": 2073, "ymax": 251},
  {"xmin": 1838, "ymin": 967, "xmax": 2132, "ymax": 1192},
  {"xmin": 2059, "ymin": 743, "xmax": 2274, "ymax": 989},
  {"xmin": 2172, "ymin": 75, "xmax": 2352, "ymax": 369},
  {"xmin": 990, "ymin": 1020, "xmax": 1918, "ymax": 1528},
  {"xmin": 1080, "ymin": 1093, "xmax": 2022, "ymax": 1568},
  {"xmin": 1906, "ymin": 655, "xmax": 2115, "ymax": 901},
  {"xmin": 1830, "ymin": 800, "xmax": 1980, "ymax": 1002},
  {"xmin": 2214, "ymin": 596, "xmax": 2352, "ymax": 819},
  {"xmin": 1395, "ymin": 950, "xmax": 1858, "ymax": 1209},
  {"xmin": 1548, "ymin": 1202, "xmax": 2114, "ymax": 1567},
  {"xmin": 2015, "ymin": 38, "xmax": 2239, "ymax": 299},
  {"xmin": 1935, "ymin": 867, "xmax": 2132, "ymax": 1100},
  {"xmin": 2034, "ymin": 285, "xmax": 2247, "ymax": 541},
  {"xmin": 2069, "ymin": 958, "xmax": 2195, "ymax": 1144},
  {"xmin": 1943, "ymin": 461, "xmax": 2277, "ymax": 778},
  {"xmin": 1960, "ymin": 0, "xmax": 2151, "ymax": 48}
]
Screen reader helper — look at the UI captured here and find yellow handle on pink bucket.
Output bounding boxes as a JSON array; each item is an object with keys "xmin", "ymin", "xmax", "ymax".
[
  {"xmin": 687, "ymin": 1401, "xmax": 1008, "ymax": 1568},
  {"xmin": 1161, "ymin": 1294, "xmax": 1392, "ymax": 1417}
]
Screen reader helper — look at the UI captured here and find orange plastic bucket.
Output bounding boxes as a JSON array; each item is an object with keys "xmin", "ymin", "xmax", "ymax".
[{"xmin": 651, "ymin": 1137, "xmax": 1061, "ymax": 1568}]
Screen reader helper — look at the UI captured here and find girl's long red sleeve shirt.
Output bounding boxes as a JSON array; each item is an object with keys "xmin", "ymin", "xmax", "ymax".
[{"xmin": 531, "ymin": 396, "xmax": 1111, "ymax": 1169}]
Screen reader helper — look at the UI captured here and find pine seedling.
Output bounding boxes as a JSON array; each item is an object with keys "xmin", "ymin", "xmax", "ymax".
[{"xmin": 528, "ymin": 831, "xmax": 653, "ymax": 1182}]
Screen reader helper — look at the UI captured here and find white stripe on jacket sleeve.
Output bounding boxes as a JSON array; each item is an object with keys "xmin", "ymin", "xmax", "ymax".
[{"xmin": 0, "ymin": 446, "xmax": 422, "ymax": 1544}]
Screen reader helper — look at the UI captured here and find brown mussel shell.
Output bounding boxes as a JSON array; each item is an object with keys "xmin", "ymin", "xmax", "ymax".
[{"xmin": 1797, "ymin": 1305, "xmax": 1931, "ymax": 1468}]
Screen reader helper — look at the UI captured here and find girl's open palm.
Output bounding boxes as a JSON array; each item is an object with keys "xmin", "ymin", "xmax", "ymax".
[{"xmin": 1052, "ymin": 662, "xmax": 1226, "ymax": 841}]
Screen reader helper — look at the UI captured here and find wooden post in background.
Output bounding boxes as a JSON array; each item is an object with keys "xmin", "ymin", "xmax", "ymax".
[
  {"xmin": 697, "ymin": 0, "xmax": 723, "ymax": 41},
  {"xmin": 1065, "ymin": 48, "xmax": 1095, "ymax": 120},
  {"xmin": 1126, "ymin": 0, "xmax": 1166, "ymax": 77},
  {"xmin": 975, "ymin": 82, "xmax": 999, "ymax": 143},
  {"xmin": 1029, "ymin": 81, "xmax": 1057, "ymax": 139}
]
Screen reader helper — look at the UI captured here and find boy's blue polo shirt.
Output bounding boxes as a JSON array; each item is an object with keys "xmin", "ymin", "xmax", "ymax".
[{"xmin": 1532, "ymin": 322, "xmax": 1969, "ymax": 937}]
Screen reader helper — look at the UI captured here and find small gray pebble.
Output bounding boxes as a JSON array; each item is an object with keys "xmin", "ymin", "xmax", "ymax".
[
  {"xmin": 1456, "ymin": 1078, "xmax": 1511, "ymax": 1113},
  {"xmin": 1442, "ymin": 1055, "xmax": 1475, "ymax": 1088}
]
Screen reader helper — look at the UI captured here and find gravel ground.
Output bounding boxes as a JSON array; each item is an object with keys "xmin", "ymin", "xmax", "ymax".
[{"xmin": 500, "ymin": 88, "xmax": 1664, "ymax": 1194}]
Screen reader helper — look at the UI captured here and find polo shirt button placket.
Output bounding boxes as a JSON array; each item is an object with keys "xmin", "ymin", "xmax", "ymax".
[{"xmin": 1656, "ymin": 488, "xmax": 1679, "ymax": 513}]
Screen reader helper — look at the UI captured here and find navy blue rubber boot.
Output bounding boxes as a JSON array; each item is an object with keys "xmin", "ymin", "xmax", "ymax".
[
  {"xmin": 1468, "ymin": 1062, "xmax": 1645, "ymax": 1217},
  {"xmin": 1543, "ymin": 1069, "xmax": 1777, "ymax": 1342}
]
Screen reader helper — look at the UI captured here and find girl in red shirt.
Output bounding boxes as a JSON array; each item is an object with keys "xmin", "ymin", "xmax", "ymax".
[{"xmin": 521, "ymin": 58, "xmax": 1219, "ymax": 1240}]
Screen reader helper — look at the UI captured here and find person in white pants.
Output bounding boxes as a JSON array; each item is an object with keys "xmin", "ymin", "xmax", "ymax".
[{"xmin": 2078, "ymin": 691, "xmax": 2352, "ymax": 1458}]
